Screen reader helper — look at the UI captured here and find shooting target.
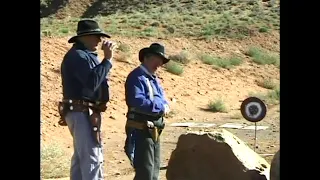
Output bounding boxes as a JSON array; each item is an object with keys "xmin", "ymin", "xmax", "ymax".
[{"xmin": 240, "ymin": 97, "xmax": 267, "ymax": 122}]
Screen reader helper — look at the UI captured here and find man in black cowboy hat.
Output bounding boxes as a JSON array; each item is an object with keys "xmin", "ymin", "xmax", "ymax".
[
  {"xmin": 59, "ymin": 19, "xmax": 116, "ymax": 180},
  {"xmin": 124, "ymin": 43, "xmax": 171, "ymax": 180}
]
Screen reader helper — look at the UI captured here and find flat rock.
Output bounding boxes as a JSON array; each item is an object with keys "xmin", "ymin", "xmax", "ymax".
[
  {"xmin": 170, "ymin": 122, "xmax": 216, "ymax": 128},
  {"xmin": 166, "ymin": 129, "xmax": 270, "ymax": 180},
  {"xmin": 270, "ymin": 150, "xmax": 280, "ymax": 180},
  {"xmin": 219, "ymin": 123, "xmax": 244, "ymax": 129},
  {"xmin": 242, "ymin": 125, "xmax": 269, "ymax": 130}
]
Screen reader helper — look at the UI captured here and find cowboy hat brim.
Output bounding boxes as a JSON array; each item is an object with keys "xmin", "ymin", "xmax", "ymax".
[
  {"xmin": 68, "ymin": 31, "xmax": 111, "ymax": 43},
  {"xmin": 139, "ymin": 48, "xmax": 170, "ymax": 64}
]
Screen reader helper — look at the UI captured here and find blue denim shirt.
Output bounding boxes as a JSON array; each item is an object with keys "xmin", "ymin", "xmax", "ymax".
[
  {"xmin": 124, "ymin": 64, "xmax": 168, "ymax": 165},
  {"xmin": 61, "ymin": 41, "xmax": 112, "ymax": 103},
  {"xmin": 125, "ymin": 64, "xmax": 168, "ymax": 115}
]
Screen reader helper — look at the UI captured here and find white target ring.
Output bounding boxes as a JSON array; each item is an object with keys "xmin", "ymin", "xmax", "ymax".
[
  {"xmin": 241, "ymin": 97, "xmax": 267, "ymax": 122},
  {"xmin": 245, "ymin": 102, "xmax": 262, "ymax": 119}
]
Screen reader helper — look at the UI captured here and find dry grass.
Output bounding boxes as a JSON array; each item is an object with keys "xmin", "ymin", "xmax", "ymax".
[
  {"xmin": 41, "ymin": 143, "xmax": 70, "ymax": 179},
  {"xmin": 249, "ymin": 87, "xmax": 280, "ymax": 105},
  {"xmin": 257, "ymin": 78, "xmax": 278, "ymax": 89},
  {"xmin": 246, "ymin": 46, "xmax": 280, "ymax": 67},
  {"xmin": 117, "ymin": 43, "xmax": 131, "ymax": 53},
  {"xmin": 41, "ymin": 0, "xmax": 280, "ymax": 39},
  {"xmin": 199, "ymin": 53, "xmax": 243, "ymax": 69}
]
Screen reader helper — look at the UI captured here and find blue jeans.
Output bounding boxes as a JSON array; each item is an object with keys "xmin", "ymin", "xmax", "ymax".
[
  {"xmin": 124, "ymin": 127, "xmax": 136, "ymax": 166},
  {"xmin": 65, "ymin": 112, "xmax": 104, "ymax": 180}
]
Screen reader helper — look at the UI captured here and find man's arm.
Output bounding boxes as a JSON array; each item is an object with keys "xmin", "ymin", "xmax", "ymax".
[
  {"xmin": 126, "ymin": 75, "xmax": 165, "ymax": 115},
  {"xmin": 70, "ymin": 50, "xmax": 112, "ymax": 94}
]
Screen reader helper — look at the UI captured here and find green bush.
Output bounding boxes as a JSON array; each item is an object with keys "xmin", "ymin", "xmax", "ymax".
[
  {"xmin": 208, "ymin": 99, "xmax": 228, "ymax": 112},
  {"xmin": 165, "ymin": 61, "xmax": 184, "ymax": 75}
]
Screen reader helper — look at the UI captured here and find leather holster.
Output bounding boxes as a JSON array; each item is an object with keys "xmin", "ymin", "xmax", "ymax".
[
  {"xmin": 148, "ymin": 127, "xmax": 163, "ymax": 143},
  {"xmin": 58, "ymin": 102, "xmax": 68, "ymax": 126},
  {"xmin": 89, "ymin": 109, "xmax": 102, "ymax": 145}
]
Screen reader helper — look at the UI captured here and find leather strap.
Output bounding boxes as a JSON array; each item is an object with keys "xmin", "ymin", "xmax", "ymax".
[{"xmin": 62, "ymin": 99, "xmax": 107, "ymax": 112}]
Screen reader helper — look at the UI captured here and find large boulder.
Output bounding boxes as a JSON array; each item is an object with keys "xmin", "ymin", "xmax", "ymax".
[
  {"xmin": 166, "ymin": 129, "xmax": 270, "ymax": 180},
  {"xmin": 270, "ymin": 150, "xmax": 280, "ymax": 180}
]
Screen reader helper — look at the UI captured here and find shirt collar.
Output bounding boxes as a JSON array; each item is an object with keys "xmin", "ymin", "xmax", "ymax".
[
  {"xmin": 139, "ymin": 64, "xmax": 156, "ymax": 79},
  {"xmin": 73, "ymin": 41, "xmax": 98, "ymax": 56}
]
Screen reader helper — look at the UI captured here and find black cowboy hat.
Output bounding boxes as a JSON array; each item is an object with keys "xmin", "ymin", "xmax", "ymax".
[
  {"xmin": 139, "ymin": 43, "xmax": 170, "ymax": 64},
  {"xmin": 68, "ymin": 19, "xmax": 111, "ymax": 43}
]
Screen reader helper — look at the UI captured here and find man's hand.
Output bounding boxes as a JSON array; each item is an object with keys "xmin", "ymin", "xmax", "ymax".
[{"xmin": 101, "ymin": 40, "xmax": 117, "ymax": 60}]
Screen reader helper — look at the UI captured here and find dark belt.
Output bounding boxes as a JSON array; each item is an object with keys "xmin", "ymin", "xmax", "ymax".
[
  {"xmin": 58, "ymin": 99, "xmax": 107, "ymax": 126},
  {"xmin": 126, "ymin": 120, "xmax": 164, "ymax": 142},
  {"xmin": 58, "ymin": 100, "xmax": 103, "ymax": 145},
  {"xmin": 62, "ymin": 99, "xmax": 107, "ymax": 112},
  {"xmin": 128, "ymin": 107, "xmax": 163, "ymax": 118}
]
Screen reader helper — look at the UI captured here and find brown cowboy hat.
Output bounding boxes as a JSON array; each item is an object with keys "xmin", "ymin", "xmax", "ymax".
[
  {"xmin": 138, "ymin": 43, "xmax": 170, "ymax": 64},
  {"xmin": 68, "ymin": 19, "xmax": 111, "ymax": 43}
]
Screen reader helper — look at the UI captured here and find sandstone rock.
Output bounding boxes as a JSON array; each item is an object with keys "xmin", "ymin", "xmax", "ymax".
[
  {"xmin": 166, "ymin": 129, "xmax": 270, "ymax": 180},
  {"xmin": 270, "ymin": 150, "xmax": 280, "ymax": 180}
]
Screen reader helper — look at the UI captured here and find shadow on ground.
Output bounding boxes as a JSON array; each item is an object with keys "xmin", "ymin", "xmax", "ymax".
[
  {"xmin": 81, "ymin": 0, "xmax": 170, "ymax": 18},
  {"xmin": 41, "ymin": 0, "xmax": 69, "ymax": 18}
]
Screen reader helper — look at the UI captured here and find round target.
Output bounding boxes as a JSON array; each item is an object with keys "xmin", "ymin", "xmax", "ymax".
[{"xmin": 240, "ymin": 97, "xmax": 267, "ymax": 122}]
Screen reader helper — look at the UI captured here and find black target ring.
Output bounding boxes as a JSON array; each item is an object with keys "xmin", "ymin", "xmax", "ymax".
[{"xmin": 240, "ymin": 97, "xmax": 267, "ymax": 122}]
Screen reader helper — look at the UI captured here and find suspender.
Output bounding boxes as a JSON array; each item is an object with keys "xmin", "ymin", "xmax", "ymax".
[
  {"xmin": 140, "ymin": 65, "xmax": 156, "ymax": 102},
  {"xmin": 144, "ymin": 76, "xmax": 155, "ymax": 101}
]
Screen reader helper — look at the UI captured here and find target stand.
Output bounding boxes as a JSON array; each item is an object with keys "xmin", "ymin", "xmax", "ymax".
[{"xmin": 240, "ymin": 97, "xmax": 267, "ymax": 152}]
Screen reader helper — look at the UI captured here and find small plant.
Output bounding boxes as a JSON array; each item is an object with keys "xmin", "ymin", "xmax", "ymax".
[
  {"xmin": 208, "ymin": 99, "xmax": 228, "ymax": 113},
  {"xmin": 199, "ymin": 53, "xmax": 243, "ymax": 69},
  {"xmin": 60, "ymin": 28, "xmax": 69, "ymax": 34},
  {"xmin": 227, "ymin": 56, "xmax": 243, "ymax": 66},
  {"xmin": 169, "ymin": 51, "xmax": 190, "ymax": 64},
  {"xmin": 257, "ymin": 78, "xmax": 277, "ymax": 89},
  {"xmin": 41, "ymin": 143, "xmax": 69, "ymax": 179},
  {"xmin": 42, "ymin": 30, "xmax": 52, "ymax": 37},
  {"xmin": 117, "ymin": 43, "xmax": 130, "ymax": 52},
  {"xmin": 249, "ymin": 87, "xmax": 280, "ymax": 105},
  {"xmin": 167, "ymin": 26, "xmax": 175, "ymax": 34},
  {"xmin": 213, "ymin": 58, "xmax": 232, "ymax": 69},
  {"xmin": 199, "ymin": 54, "xmax": 217, "ymax": 65},
  {"xmin": 259, "ymin": 27, "xmax": 269, "ymax": 33},
  {"xmin": 246, "ymin": 46, "xmax": 280, "ymax": 66},
  {"xmin": 165, "ymin": 61, "xmax": 184, "ymax": 75},
  {"xmin": 266, "ymin": 87, "xmax": 280, "ymax": 102},
  {"xmin": 151, "ymin": 22, "xmax": 160, "ymax": 27}
]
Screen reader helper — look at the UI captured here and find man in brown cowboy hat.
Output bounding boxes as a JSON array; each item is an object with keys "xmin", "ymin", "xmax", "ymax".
[
  {"xmin": 59, "ymin": 19, "xmax": 116, "ymax": 180},
  {"xmin": 124, "ymin": 43, "xmax": 171, "ymax": 180}
]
